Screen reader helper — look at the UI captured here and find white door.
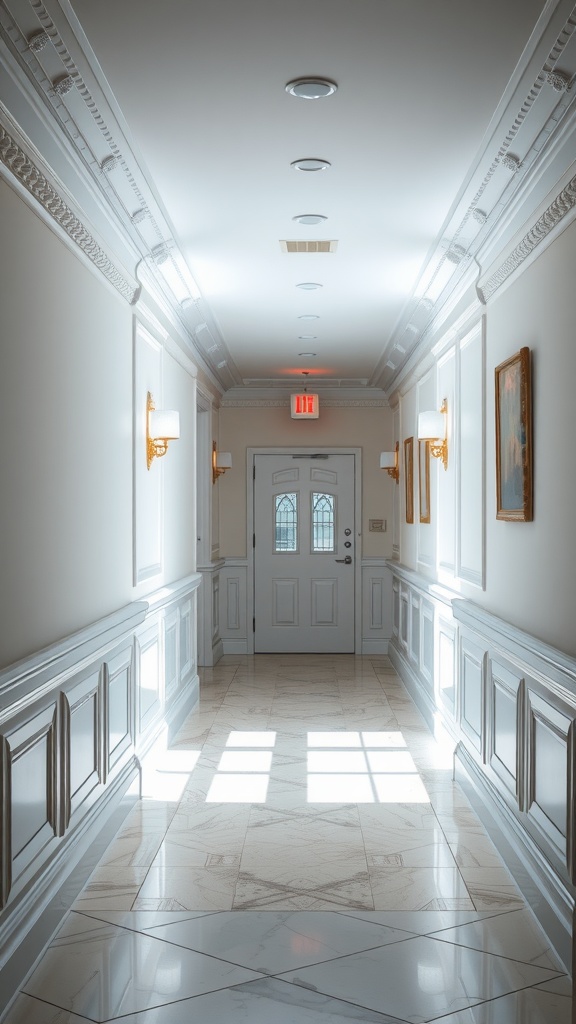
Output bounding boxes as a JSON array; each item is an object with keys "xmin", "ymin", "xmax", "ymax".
[{"xmin": 254, "ymin": 453, "xmax": 356, "ymax": 652}]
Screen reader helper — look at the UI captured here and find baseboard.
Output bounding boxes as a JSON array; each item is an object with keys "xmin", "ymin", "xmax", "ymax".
[
  {"xmin": 0, "ymin": 762, "xmax": 139, "ymax": 1016},
  {"xmin": 166, "ymin": 673, "xmax": 199, "ymax": 742},
  {"xmin": 221, "ymin": 639, "xmax": 249, "ymax": 655},
  {"xmin": 455, "ymin": 744, "xmax": 574, "ymax": 972},
  {"xmin": 388, "ymin": 641, "xmax": 436, "ymax": 733},
  {"xmin": 361, "ymin": 639, "xmax": 390, "ymax": 655}
]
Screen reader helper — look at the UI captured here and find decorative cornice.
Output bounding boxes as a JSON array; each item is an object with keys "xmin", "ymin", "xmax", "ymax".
[
  {"xmin": 28, "ymin": 30, "xmax": 49, "ymax": 52},
  {"xmin": 472, "ymin": 208, "xmax": 487, "ymax": 225},
  {"xmin": 100, "ymin": 154, "xmax": 119, "ymax": 173},
  {"xmin": 501, "ymin": 153, "xmax": 520, "ymax": 172},
  {"xmin": 221, "ymin": 397, "xmax": 387, "ymax": 408},
  {"xmin": 0, "ymin": 121, "xmax": 137, "ymax": 304},
  {"xmin": 480, "ymin": 171, "xmax": 576, "ymax": 301},
  {"xmin": 544, "ymin": 69, "xmax": 571, "ymax": 92},
  {"xmin": 53, "ymin": 74, "xmax": 75, "ymax": 97}
]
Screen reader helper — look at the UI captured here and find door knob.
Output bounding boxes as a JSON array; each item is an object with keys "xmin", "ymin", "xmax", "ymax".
[{"xmin": 335, "ymin": 555, "xmax": 352, "ymax": 564}]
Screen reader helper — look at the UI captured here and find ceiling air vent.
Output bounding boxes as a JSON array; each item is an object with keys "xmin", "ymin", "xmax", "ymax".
[{"xmin": 280, "ymin": 240, "xmax": 338, "ymax": 253}]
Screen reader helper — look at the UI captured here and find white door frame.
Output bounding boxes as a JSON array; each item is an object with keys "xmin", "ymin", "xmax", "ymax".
[{"xmin": 247, "ymin": 446, "xmax": 363, "ymax": 655}]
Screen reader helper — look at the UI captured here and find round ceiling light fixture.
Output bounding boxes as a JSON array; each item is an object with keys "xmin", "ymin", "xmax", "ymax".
[
  {"xmin": 293, "ymin": 214, "xmax": 327, "ymax": 226},
  {"xmin": 296, "ymin": 282, "xmax": 322, "ymax": 290},
  {"xmin": 298, "ymin": 335, "xmax": 317, "ymax": 340},
  {"xmin": 298, "ymin": 314, "xmax": 319, "ymax": 320},
  {"xmin": 298, "ymin": 352, "xmax": 317, "ymax": 357},
  {"xmin": 286, "ymin": 78, "xmax": 337, "ymax": 100},
  {"xmin": 291, "ymin": 158, "xmax": 331, "ymax": 172}
]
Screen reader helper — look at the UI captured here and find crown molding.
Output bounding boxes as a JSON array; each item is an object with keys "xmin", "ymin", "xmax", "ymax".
[
  {"xmin": 221, "ymin": 385, "xmax": 388, "ymax": 408},
  {"xmin": 0, "ymin": 104, "xmax": 138, "ymax": 302},
  {"xmin": 373, "ymin": 0, "xmax": 576, "ymax": 393},
  {"xmin": 479, "ymin": 165, "xmax": 576, "ymax": 301}
]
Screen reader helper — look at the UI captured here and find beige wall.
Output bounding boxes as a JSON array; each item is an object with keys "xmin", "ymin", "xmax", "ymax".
[{"xmin": 218, "ymin": 403, "xmax": 394, "ymax": 558}]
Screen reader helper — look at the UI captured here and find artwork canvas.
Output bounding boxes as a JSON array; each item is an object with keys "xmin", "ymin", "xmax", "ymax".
[
  {"xmin": 404, "ymin": 436, "xmax": 414, "ymax": 524},
  {"xmin": 495, "ymin": 346, "xmax": 532, "ymax": 521},
  {"xmin": 419, "ymin": 439, "xmax": 430, "ymax": 523}
]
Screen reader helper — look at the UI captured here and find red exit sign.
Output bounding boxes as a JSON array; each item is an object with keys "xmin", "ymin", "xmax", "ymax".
[{"xmin": 290, "ymin": 393, "xmax": 319, "ymax": 418}]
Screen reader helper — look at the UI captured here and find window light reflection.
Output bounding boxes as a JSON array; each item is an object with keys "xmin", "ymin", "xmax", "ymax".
[
  {"xmin": 226, "ymin": 731, "xmax": 277, "ymax": 747},
  {"xmin": 305, "ymin": 730, "xmax": 430, "ymax": 804},
  {"xmin": 218, "ymin": 751, "xmax": 272, "ymax": 772},
  {"xmin": 206, "ymin": 774, "xmax": 269, "ymax": 803}
]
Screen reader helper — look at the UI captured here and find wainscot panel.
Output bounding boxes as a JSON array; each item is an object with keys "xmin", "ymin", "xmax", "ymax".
[
  {"xmin": 388, "ymin": 561, "xmax": 576, "ymax": 972},
  {"xmin": 0, "ymin": 572, "xmax": 201, "ymax": 992},
  {"xmin": 361, "ymin": 560, "xmax": 392, "ymax": 655}
]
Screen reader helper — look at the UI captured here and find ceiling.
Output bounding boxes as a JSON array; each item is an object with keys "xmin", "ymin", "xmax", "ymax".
[{"xmin": 44, "ymin": 2, "xmax": 559, "ymax": 389}]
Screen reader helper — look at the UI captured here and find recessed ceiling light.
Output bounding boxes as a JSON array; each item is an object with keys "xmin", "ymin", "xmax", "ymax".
[
  {"xmin": 298, "ymin": 314, "xmax": 319, "ymax": 320},
  {"xmin": 298, "ymin": 335, "xmax": 317, "ymax": 340},
  {"xmin": 291, "ymin": 158, "xmax": 331, "ymax": 172},
  {"xmin": 298, "ymin": 352, "xmax": 317, "ymax": 357},
  {"xmin": 286, "ymin": 78, "xmax": 337, "ymax": 100},
  {"xmin": 293, "ymin": 214, "xmax": 328, "ymax": 226},
  {"xmin": 296, "ymin": 282, "xmax": 322, "ymax": 290}
]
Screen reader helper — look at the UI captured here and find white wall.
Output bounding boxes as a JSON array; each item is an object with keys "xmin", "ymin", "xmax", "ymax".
[
  {"xmin": 0, "ymin": 180, "xmax": 133, "ymax": 668},
  {"xmin": 478, "ymin": 219, "xmax": 576, "ymax": 654},
  {"xmin": 393, "ymin": 217, "xmax": 576, "ymax": 658},
  {"xmin": 218, "ymin": 403, "xmax": 395, "ymax": 558},
  {"xmin": 0, "ymin": 179, "xmax": 200, "ymax": 669}
]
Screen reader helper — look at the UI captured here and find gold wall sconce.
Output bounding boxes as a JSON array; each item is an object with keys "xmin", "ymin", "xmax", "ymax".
[
  {"xmin": 146, "ymin": 392, "xmax": 180, "ymax": 470},
  {"xmin": 212, "ymin": 442, "xmax": 232, "ymax": 484},
  {"xmin": 380, "ymin": 441, "xmax": 399, "ymax": 482},
  {"xmin": 418, "ymin": 398, "xmax": 448, "ymax": 470}
]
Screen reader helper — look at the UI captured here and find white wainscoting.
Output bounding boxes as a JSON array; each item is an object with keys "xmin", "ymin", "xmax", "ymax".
[
  {"xmin": 361, "ymin": 560, "xmax": 392, "ymax": 655},
  {"xmin": 218, "ymin": 560, "xmax": 249, "ymax": 656},
  {"xmin": 197, "ymin": 561, "xmax": 227, "ymax": 664},
  {"xmin": 0, "ymin": 573, "xmax": 200, "ymax": 971},
  {"xmin": 215, "ymin": 558, "xmax": 390, "ymax": 656},
  {"xmin": 388, "ymin": 562, "xmax": 576, "ymax": 971}
]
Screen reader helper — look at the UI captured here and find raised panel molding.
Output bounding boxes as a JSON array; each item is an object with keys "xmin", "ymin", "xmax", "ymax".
[
  {"xmin": 0, "ymin": 574, "xmax": 200, "ymax": 978},
  {"xmin": 526, "ymin": 686, "xmax": 574, "ymax": 869},
  {"xmin": 459, "ymin": 634, "xmax": 485, "ymax": 755},
  {"xmin": 389, "ymin": 564, "xmax": 576, "ymax": 970},
  {"xmin": 487, "ymin": 658, "xmax": 525, "ymax": 810}
]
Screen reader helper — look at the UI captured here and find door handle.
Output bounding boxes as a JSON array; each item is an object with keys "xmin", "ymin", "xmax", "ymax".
[{"xmin": 335, "ymin": 555, "xmax": 352, "ymax": 564}]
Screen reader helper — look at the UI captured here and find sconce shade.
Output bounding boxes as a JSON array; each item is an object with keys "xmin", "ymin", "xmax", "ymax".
[
  {"xmin": 212, "ymin": 442, "xmax": 232, "ymax": 483},
  {"xmin": 149, "ymin": 409, "xmax": 180, "ymax": 440},
  {"xmin": 146, "ymin": 392, "xmax": 181, "ymax": 469},
  {"xmin": 418, "ymin": 410, "xmax": 444, "ymax": 440},
  {"xmin": 379, "ymin": 451, "xmax": 396, "ymax": 469}
]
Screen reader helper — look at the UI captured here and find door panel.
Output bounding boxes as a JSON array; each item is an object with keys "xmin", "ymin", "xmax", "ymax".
[{"xmin": 254, "ymin": 453, "xmax": 355, "ymax": 652}]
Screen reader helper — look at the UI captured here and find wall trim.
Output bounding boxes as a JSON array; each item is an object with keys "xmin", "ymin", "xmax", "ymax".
[
  {"xmin": 0, "ymin": 106, "xmax": 137, "ymax": 304},
  {"xmin": 479, "ymin": 167, "xmax": 576, "ymax": 302}
]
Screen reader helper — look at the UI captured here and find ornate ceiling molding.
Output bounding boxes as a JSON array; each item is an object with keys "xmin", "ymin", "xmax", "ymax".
[
  {"xmin": 0, "ymin": 118, "xmax": 137, "ymax": 303},
  {"xmin": 479, "ymin": 170, "xmax": 576, "ymax": 301}
]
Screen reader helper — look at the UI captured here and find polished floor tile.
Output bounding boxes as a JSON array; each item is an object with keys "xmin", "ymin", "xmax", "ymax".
[
  {"xmin": 277, "ymin": 933, "xmax": 563, "ymax": 1022},
  {"xmin": 2, "ymin": 655, "xmax": 571, "ymax": 1024},
  {"xmin": 22, "ymin": 913, "xmax": 264, "ymax": 1020}
]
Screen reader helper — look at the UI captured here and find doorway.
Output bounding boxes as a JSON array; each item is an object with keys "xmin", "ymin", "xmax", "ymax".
[{"xmin": 251, "ymin": 450, "xmax": 360, "ymax": 653}]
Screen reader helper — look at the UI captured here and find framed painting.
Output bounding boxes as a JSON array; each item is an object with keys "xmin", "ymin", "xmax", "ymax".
[
  {"xmin": 495, "ymin": 346, "xmax": 533, "ymax": 521},
  {"xmin": 419, "ymin": 439, "xmax": 430, "ymax": 523},
  {"xmin": 404, "ymin": 436, "xmax": 414, "ymax": 524}
]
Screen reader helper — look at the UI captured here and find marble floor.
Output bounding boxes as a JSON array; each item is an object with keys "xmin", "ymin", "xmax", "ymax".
[{"xmin": 2, "ymin": 655, "xmax": 572, "ymax": 1023}]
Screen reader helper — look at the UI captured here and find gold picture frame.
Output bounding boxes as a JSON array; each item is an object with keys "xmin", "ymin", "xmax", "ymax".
[
  {"xmin": 404, "ymin": 436, "xmax": 414, "ymax": 524},
  {"xmin": 419, "ymin": 439, "xmax": 430, "ymax": 523},
  {"xmin": 495, "ymin": 346, "xmax": 533, "ymax": 521}
]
